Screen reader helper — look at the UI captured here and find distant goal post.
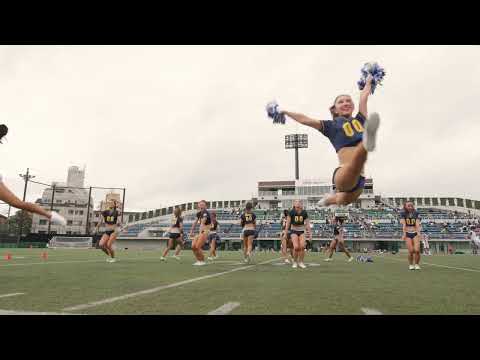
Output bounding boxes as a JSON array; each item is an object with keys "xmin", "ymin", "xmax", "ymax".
[{"xmin": 48, "ymin": 236, "xmax": 93, "ymax": 249}]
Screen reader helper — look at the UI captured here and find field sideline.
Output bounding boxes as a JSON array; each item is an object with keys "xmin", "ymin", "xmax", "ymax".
[{"xmin": 1, "ymin": 249, "xmax": 479, "ymax": 315}]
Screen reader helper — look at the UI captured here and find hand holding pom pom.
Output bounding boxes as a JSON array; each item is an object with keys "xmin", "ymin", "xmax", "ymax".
[
  {"xmin": 357, "ymin": 62, "xmax": 386, "ymax": 95},
  {"xmin": 266, "ymin": 100, "xmax": 286, "ymax": 125}
]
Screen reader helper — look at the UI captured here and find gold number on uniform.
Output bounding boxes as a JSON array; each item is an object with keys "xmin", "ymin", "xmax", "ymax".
[
  {"xmin": 352, "ymin": 119, "xmax": 364, "ymax": 132},
  {"xmin": 342, "ymin": 120, "xmax": 364, "ymax": 137},
  {"xmin": 342, "ymin": 123, "xmax": 354, "ymax": 137}
]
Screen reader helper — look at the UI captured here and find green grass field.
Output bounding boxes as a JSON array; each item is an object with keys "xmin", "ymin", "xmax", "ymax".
[{"xmin": 1, "ymin": 248, "xmax": 480, "ymax": 315}]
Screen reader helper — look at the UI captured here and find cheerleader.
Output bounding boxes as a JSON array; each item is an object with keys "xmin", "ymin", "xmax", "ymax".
[
  {"xmin": 207, "ymin": 211, "xmax": 220, "ymax": 260},
  {"xmin": 160, "ymin": 207, "xmax": 184, "ymax": 261},
  {"xmin": 268, "ymin": 75, "xmax": 380, "ymax": 207}
]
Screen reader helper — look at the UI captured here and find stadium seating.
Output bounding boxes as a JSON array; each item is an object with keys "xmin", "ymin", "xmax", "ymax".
[{"xmin": 118, "ymin": 206, "xmax": 477, "ymax": 240}]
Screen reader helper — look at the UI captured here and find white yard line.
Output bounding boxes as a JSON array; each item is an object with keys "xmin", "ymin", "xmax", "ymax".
[
  {"xmin": 0, "ymin": 293, "xmax": 25, "ymax": 299},
  {"xmin": 361, "ymin": 307, "xmax": 383, "ymax": 315},
  {"xmin": 0, "ymin": 257, "xmax": 163, "ymax": 268},
  {"xmin": 63, "ymin": 258, "xmax": 280, "ymax": 312},
  {"xmin": 378, "ymin": 256, "xmax": 480, "ymax": 273},
  {"xmin": 208, "ymin": 302, "xmax": 240, "ymax": 315},
  {"xmin": 0, "ymin": 309, "xmax": 75, "ymax": 315}
]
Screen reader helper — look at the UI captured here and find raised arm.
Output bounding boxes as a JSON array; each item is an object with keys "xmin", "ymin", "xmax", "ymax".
[
  {"xmin": 359, "ymin": 75, "xmax": 373, "ymax": 117},
  {"xmin": 282, "ymin": 110, "xmax": 323, "ymax": 131}
]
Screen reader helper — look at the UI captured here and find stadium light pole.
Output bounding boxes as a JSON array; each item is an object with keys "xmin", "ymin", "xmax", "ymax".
[
  {"xmin": 47, "ymin": 184, "xmax": 56, "ymax": 235},
  {"xmin": 285, "ymin": 134, "xmax": 308, "ymax": 180},
  {"xmin": 85, "ymin": 186, "xmax": 92, "ymax": 235},
  {"xmin": 121, "ymin": 188, "xmax": 126, "ymax": 224},
  {"xmin": 17, "ymin": 168, "xmax": 35, "ymax": 246}
]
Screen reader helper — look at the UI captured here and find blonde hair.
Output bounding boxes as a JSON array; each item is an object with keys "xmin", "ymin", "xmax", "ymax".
[{"xmin": 174, "ymin": 207, "xmax": 182, "ymax": 218}]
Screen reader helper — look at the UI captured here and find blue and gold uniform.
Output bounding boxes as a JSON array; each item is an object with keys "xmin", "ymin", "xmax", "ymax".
[
  {"xmin": 241, "ymin": 212, "xmax": 256, "ymax": 237},
  {"xmin": 320, "ymin": 112, "xmax": 366, "ymax": 193},
  {"xmin": 169, "ymin": 216, "xmax": 183, "ymax": 240},
  {"xmin": 288, "ymin": 209, "xmax": 308, "ymax": 236},
  {"xmin": 208, "ymin": 219, "xmax": 220, "ymax": 244},
  {"xmin": 102, "ymin": 209, "xmax": 119, "ymax": 236},
  {"xmin": 281, "ymin": 216, "xmax": 291, "ymax": 240},
  {"xmin": 400, "ymin": 210, "xmax": 420, "ymax": 239},
  {"xmin": 196, "ymin": 209, "xmax": 212, "ymax": 235}
]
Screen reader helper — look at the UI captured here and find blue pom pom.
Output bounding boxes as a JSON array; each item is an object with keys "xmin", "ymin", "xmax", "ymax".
[
  {"xmin": 266, "ymin": 101, "xmax": 286, "ymax": 124},
  {"xmin": 357, "ymin": 62, "xmax": 386, "ymax": 95}
]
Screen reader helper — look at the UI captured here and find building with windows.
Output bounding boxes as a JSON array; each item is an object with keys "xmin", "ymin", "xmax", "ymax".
[
  {"xmin": 256, "ymin": 178, "xmax": 375, "ymax": 210},
  {"xmin": 31, "ymin": 166, "xmax": 92, "ymax": 235}
]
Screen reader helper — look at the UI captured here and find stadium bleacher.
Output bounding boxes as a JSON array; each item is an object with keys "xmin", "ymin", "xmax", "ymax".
[{"xmin": 118, "ymin": 206, "xmax": 478, "ymax": 240}]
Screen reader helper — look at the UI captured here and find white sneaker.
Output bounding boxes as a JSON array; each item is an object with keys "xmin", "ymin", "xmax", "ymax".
[
  {"xmin": 324, "ymin": 258, "xmax": 332, "ymax": 262},
  {"xmin": 244, "ymin": 258, "xmax": 249, "ymax": 263},
  {"xmin": 298, "ymin": 262, "xmax": 307, "ymax": 269},
  {"xmin": 207, "ymin": 256, "xmax": 214, "ymax": 261},
  {"xmin": 409, "ymin": 265, "xmax": 415, "ymax": 270},
  {"xmin": 172, "ymin": 255, "xmax": 181, "ymax": 260},
  {"xmin": 50, "ymin": 211, "xmax": 67, "ymax": 226},
  {"xmin": 348, "ymin": 256, "xmax": 354, "ymax": 262},
  {"xmin": 193, "ymin": 261, "xmax": 206, "ymax": 266},
  {"xmin": 414, "ymin": 264, "xmax": 421, "ymax": 270},
  {"xmin": 284, "ymin": 259, "xmax": 291, "ymax": 264},
  {"xmin": 292, "ymin": 262, "xmax": 298, "ymax": 269},
  {"xmin": 213, "ymin": 255, "xmax": 218, "ymax": 259},
  {"xmin": 160, "ymin": 256, "xmax": 166, "ymax": 261},
  {"xmin": 107, "ymin": 258, "xmax": 116, "ymax": 263},
  {"xmin": 362, "ymin": 112, "xmax": 380, "ymax": 152},
  {"xmin": 317, "ymin": 192, "xmax": 334, "ymax": 207}
]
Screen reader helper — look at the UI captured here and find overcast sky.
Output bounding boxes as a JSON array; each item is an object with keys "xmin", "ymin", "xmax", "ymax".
[{"xmin": 0, "ymin": 45, "xmax": 478, "ymax": 213}]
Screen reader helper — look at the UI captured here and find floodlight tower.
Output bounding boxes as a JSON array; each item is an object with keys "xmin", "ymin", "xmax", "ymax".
[{"xmin": 284, "ymin": 134, "xmax": 308, "ymax": 180}]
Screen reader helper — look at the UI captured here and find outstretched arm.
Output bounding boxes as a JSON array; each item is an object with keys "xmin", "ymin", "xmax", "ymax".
[
  {"xmin": 282, "ymin": 111, "xmax": 323, "ymax": 131},
  {"xmin": 359, "ymin": 75, "xmax": 373, "ymax": 117}
]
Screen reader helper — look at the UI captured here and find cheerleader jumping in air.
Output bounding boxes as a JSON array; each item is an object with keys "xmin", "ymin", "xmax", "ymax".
[
  {"xmin": 266, "ymin": 64, "xmax": 384, "ymax": 207},
  {"xmin": 0, "ymin": 125, "xmax": 66, "ymax": 227}
]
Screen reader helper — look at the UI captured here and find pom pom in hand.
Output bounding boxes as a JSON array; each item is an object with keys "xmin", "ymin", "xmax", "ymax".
[
  {"xmin": 0, "ymin": 124, "xmax": 8, "ymax": 144},
  {"xmin": 266, "ymin": 100, "xmax": 286, "ymax": 124},
  {"xmin": 357, "ymin": 62, "xmax": 386, "ymax": 95}
]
